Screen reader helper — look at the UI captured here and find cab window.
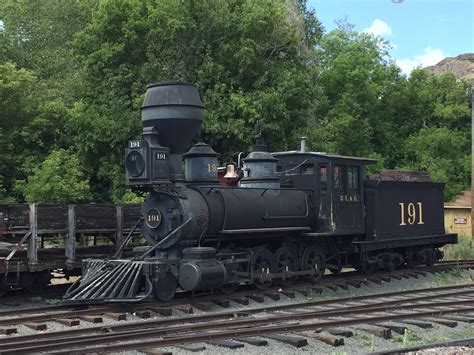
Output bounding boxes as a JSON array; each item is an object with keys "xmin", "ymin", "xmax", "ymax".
[
  {"xmin": 348, "ymin": 166, "xmax": 360, "ymax": 193},
  {"xmin": 334, "ymin": 165, "xmax": 346, "ymax": 193},
  {"xmin": 301, "ymin": 163, "xmax": 315, "ymax": 175},
  {"xmin": 319, "ymin": 164, "xmax": 328, "ymax": 194}
]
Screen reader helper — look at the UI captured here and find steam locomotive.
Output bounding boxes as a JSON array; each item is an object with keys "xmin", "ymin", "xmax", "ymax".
[{"xmin": 64, "ymin": 82, "xmax": 457, "ymax": 303}]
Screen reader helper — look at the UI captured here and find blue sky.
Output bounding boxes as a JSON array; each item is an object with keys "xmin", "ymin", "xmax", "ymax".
[{"xmin": 308, "ymin": 0, "xmax": 473, "ymax": 74}]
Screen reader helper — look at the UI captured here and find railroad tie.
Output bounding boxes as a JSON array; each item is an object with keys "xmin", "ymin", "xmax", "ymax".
[
  {"xmin": 263, "ymin": 291, "xmax": 280, "ymax": 301},
  {"xmin": 424, "ymin": 317, "xmax": 458, "ymax": 327},
  {"xmin": 213, "ymin": 298, "xmax": 230, "ymax": 308},
  {"xmin": 0, "ymin": 326, "xmax": 17, "ymax": 335},
  {"xmin": 105, "ymin": 312, "xmax": 127, "ymax": 321},
  {"xmin": 375, "ymin": 322, "xmax": 407, "ymax": 335},
  {"xmin": 229, "ymin": 296, "xmax": 250, "ymax": 305},
  {"xmin": 233, "ymin": 337, "xmax": 268, "ymax": 346},
  {"xmin": 353, "ymin": 324, "xmax": 391, "ymax": 339},
  {"xmin": 279, "ymin": 290, "xmax": 296, "ymax": 298},
  {"xmin": 24, "ymin": 322, "xmax": 47, "ymax": 331},
  {"xmin": 55, "ymin": 318, "xmax": 80, "ymax": 326},
  {"xmin": 79, "ymin": 315, "xmax": 103, "ymax": 323},
  {"xmin": 400, "ymin": 319, "xmax": 432, "ymax": 329},
  {"xmin": 206, "ymin": 339, "xmax": 244, "ymax": 349},
  {"xmin": 149, "ymin": 307, "xmax": 173, "ymax": 316},
  {"xmin": 246, "ymin": 293, "xmax": 265, "ymax": 303},
  {"xmin": 174, "ymin": 304, "xmax": 193, "ymax": 314},
  {"xmin": 438, "ymin": 314, "xmax": 474, "ymax": 323},
  {"xmin": 175, "ymin": 343, "xmax": 207, "ymax": 352},
  {"xmin": 323, "ymin": 327, "xmax": 354, "ymax": 337},
  {"xmin": 134, "ymin": 310, "xmax": 151, "ymax": 319},
  {"xmin": 191, "ymin": 302, "xmax": 213, "ymax": 312},
  {"xmin": 264, "ymin": 334, "xmax": 308, "ymax": 348},
  {"xmin": 294, "ymin": 331, "xmax": 344, "ymax": 346},
  {"xmin": 142, "ymin": 349, "xmax": 172, "ymax": 355}
]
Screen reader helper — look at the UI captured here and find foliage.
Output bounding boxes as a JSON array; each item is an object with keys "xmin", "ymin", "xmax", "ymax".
[
  {"xmin": 0, "ymin": 0, "xmax": 471, "ymax": 202},
  {"xmin": 19, "ymin": 149, "xmax": 92, "ymax": 203},
  {"xmin": 444, "ymin": 236, "xmax": 474, "ymax": 260}
]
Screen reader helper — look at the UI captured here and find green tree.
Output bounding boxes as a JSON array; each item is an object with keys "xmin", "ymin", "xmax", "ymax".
[
  {"xmin": 69, "ymin": 0, "xmax": 322, "ymax": 201},
  {"xmin": 403, "ymin": 127, "xmax": 470, "ymax": 201},
  {"xmin": 20, "ymin": 149, "xmax": 92, "ymax": 203},
  {"xmin": 308, "ymin": 27, "xmax": 401, "ymax": 159}
]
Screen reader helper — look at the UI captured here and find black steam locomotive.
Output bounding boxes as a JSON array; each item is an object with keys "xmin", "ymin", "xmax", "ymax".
[{"xmin": 64, "ymin": 82, "xmax": 457, "ymax": 303}]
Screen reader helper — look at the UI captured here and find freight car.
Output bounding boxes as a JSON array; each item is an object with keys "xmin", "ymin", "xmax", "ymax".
[
  {"xmin": 0, "ymin": 203, "xmax": 141, "ymax": 295},
  {"xmin": 64, "ymin": 82, "xmax": 457, "ymax": 303}
]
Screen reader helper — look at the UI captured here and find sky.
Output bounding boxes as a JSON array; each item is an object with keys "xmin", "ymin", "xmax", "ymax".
[{"xmin": 307, "ymin": 0, "xmax": 473, "ymax": 74}]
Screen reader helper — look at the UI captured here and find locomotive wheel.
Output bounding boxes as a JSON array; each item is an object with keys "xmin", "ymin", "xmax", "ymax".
[
  {"xmin": 424, "ymin": 249, "xmax": 436, "ymax": 266},
  {"xmin": 406, "ymin": 249, "xmax": 421, "ymax": 268},
  {"xmin": 252, "ymin": 247, "xmax": 276, "ymax": 290},
  {"xmin": 275, "ymin": 245, "xmax": 298, "ymax": 286},
  {"xmin": 301, "ymin": 246, "xmax": 326, "ymax": 283},
  {"xmin": 152, "ymin": 272, "xmax": 177, "ymax": 301}
]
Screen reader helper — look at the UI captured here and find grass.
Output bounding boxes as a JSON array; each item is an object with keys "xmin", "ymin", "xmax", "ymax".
[
  {"xmin": 429, "ymin": 265, "xmax": 470, "ymax": 287},
  {"xmin": 444, "ymin": 236, "xmax": 474, "ymax": 260}
]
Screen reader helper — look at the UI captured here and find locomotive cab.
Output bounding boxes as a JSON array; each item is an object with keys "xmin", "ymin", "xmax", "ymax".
[{"xmin": 273, "ymin": 151, "xmax": 375, "ymax": 236}]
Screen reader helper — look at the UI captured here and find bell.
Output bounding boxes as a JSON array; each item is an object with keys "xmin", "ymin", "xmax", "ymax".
[{"xmin": 224, "ymin": 164, "xmax": 238, "ymax": 179}]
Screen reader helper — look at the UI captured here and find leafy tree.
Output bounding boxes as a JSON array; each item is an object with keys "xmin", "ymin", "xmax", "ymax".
[
  {"xmin": 69, "ymin": 0, "xmax": 322, "ymax": 201},
  {"xmin": 403, "ymin": 127, "xmax": 470, "ymax": 201},
  {"xmin": 0, "ymin": 63, "xmax": 37, "ymax": 200},
  {"xmin": 19, "ymin": 149, "xmax": 92, "ymax": 203},
  {"xmin": 307, "ymin": 27, "xmax": 401, "ymax": 159}
]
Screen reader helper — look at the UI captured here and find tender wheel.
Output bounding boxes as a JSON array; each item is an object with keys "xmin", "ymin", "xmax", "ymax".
[
  {"xmin": 251, "ymin": 247, "xmax": 276, "ymax": 290},
  {"xmin": 424, "ymin": 248, "xmax": 436, "ymax": 266},
  {"xmin": 152, "ymin": 272, "xmax": 177, "ymax": 301},
  {"xmin": 406, "ymin": 249, "xmax": 421, "ymax": 268},
  {"xmin": 275, "ymin": 245, "xmax": 299, "ymax": 286},
  {"xmin": 301, "ymin": 246, "xmax": 326, "ymax": 283}
]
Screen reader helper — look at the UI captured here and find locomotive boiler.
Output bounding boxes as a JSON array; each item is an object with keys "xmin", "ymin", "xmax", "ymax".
[{"xmin": 64, "ymin": 82, "xmax": 457, "ymax": 303}]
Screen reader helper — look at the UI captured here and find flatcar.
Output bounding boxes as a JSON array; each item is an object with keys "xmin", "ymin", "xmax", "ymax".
[{"xmin": 64, "ymin": 82, "xmax": 457, "ymax": 303}]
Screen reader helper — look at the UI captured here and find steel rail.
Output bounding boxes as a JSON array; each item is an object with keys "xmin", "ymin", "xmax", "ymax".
[
  {"xmin": 1, "ymin": 281, "xmax": 473, "ymax": 328},
  {"xmin": 1, "ymin": 288, "xmax": 473, "ymax": 352},
  {"xmin": 1, "ymin": 260, "xmax": 471, "ymax": 319},
  {"xmin": 5, "ymin": 301, "xmax": 474, "ymax": 354}
]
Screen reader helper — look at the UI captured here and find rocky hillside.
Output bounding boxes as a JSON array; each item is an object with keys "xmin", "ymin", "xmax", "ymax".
[{"xmin": 425, "ymin": 53, "xmax": 474, "ymax": 80}]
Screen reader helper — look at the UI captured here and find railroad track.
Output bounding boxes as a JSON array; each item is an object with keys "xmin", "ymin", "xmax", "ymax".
[
  {"xmin": 0, "ymin": 260, "xmax": 473, "ymax": 326},
  {"xmin": 0, "ymin": 283, "xmax": 473, "ymax": 353}
]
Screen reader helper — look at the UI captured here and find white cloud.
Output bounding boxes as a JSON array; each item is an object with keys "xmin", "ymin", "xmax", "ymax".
[
  {"xmin": 396, "ymin": 46, "xmax": 446, "ymax": 75},
  {"xmin": 363, "ymin": 19, "xmax": 392, "ymax": 36}
]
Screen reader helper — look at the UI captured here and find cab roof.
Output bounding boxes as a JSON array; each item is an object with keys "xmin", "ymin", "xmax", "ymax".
[{"xmin": 272, "ymin": 150, "xmax": 377, "ymax": 165}]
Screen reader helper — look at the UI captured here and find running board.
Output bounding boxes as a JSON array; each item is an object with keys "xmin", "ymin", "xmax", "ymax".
[{"xmin": 63, "ymin": 259, "xmax": 153, "ymax": 304}]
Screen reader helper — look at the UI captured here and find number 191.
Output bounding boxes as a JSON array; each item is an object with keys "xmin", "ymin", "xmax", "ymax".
[{"xmin": 399, "ymin": 202, "xmax": 424, "ymax": 226}]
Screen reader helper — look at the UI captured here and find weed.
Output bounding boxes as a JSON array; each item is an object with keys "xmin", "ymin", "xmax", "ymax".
[
  {"xmin": 402, "ymin": 328, "xmax": 420, "ymax": 345},
  {"xmin": 305, "ymin": 288, "xmax": 319, "ymax": 301},
  {"xmin": 444, "ymin": 236, "xmax": 474, "ymax": 260},
  {"xmin": 45, "ymin": 298, "xmax": 62, "ymax": 305}
]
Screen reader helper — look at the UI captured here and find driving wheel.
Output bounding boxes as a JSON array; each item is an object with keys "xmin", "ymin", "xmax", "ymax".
[
  {"xmin": 252, "ymin": 247, "xmax": 276, "ymax": 290},
  {"xmin": 301, "ymin": 246, "xmax": 326, "ymax": 283},
  {"xmin": 275, "ymin": 245, "xmax": 299, "ymax": 286}
]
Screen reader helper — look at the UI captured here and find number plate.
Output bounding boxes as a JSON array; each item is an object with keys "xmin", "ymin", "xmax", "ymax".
[{"xmin": 128, "ymin": 140, "xmax": 142, "ymax": 149}]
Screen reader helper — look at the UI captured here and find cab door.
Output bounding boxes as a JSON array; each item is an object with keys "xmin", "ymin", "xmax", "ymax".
[
  {"xmin": 332, "ymin": 164, "xmax": 364, "ymax": 234},
  {"xmin": 316, "ymin": 162, "xmax": 332, "ymax": 233}
]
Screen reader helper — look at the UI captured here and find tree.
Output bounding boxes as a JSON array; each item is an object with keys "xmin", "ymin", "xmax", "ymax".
[
  {"xmin": 403, "ymin": 127, "xmax": 470, "ymax": 201},
  {"xmin": 69, "ymin": 0, "xmax": 322, "ymax": 201},
  {"xmin": 19, "ymin": 149, "xmax": 92, "ymax": 203}
]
